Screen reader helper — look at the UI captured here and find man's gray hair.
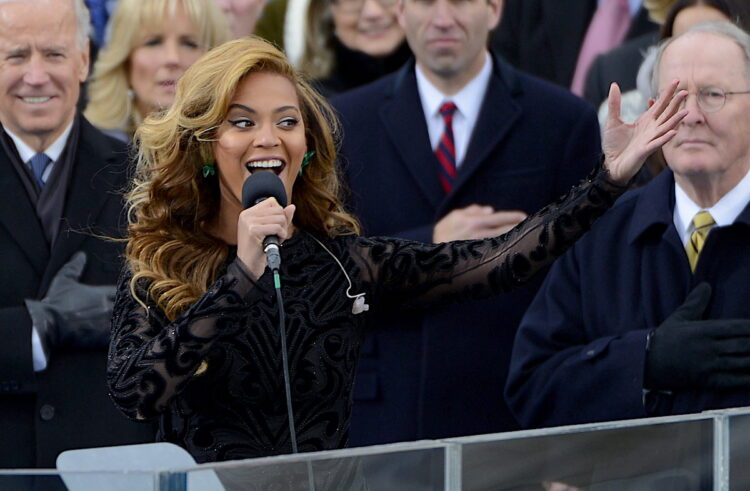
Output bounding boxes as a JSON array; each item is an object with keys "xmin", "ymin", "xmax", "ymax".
[
  {"xmin": 73, "ymin": 0, "xmax": 92, "ymax": 49},
  {"xmin": 650, "ymin": 21, "xmax": 750, "ymax": 97},
  {"xmin": 0, "ymin": 0, "xmax": 91, "ymax": 49}
]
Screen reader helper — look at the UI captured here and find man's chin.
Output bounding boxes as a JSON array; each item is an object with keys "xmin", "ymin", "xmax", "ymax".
[{"xmin": 670, "ymin": 162, "xmax": 721, "ymax": 179}]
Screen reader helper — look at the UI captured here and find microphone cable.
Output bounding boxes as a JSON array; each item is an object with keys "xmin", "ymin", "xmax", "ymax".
[{"xmin": 272, "ymin": 266, "xmax": 299, "ymax": 454}]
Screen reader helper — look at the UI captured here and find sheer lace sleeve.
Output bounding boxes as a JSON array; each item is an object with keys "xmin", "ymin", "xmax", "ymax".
[
  {"xmin": 107, "ymin": 260, "xmax": 271, "ymax": 420},
  {"xmin": 350, "ymin": 166, "xmax": 628, "ymax": 309}
]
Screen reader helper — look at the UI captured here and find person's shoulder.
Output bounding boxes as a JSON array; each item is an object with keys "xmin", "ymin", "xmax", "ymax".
[
  {"xmin": 77, "ymin": 117, "xmax": 132, "ymax": 182},
  {"xmin": 519, "ymin": 71, "xmax": 596, "ymax": 114},
  {"xmin": 330, "ymin": 69, "xmax": 404, "ymax": 110},
  {"xmin": 495, "ymin": 56, "xmax": 596, "ymax": 116},
  {"xmin": 79, "ymin": 117, "xmax": 129, "ymax": 155},
  {"xmin": 580, "ymin": 182, "xmax": 650, "ymax": 244}
]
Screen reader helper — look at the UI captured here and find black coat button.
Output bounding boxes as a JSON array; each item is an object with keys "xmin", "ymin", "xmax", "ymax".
[{"xmin": 39, "ymin": 404, "xmax": 55, "ymax": 421}]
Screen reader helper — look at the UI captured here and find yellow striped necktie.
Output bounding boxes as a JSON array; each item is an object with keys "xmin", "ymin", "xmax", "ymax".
[{"xmin": 686, "ymin": 211, "xmax": 715, "ymax": 272}]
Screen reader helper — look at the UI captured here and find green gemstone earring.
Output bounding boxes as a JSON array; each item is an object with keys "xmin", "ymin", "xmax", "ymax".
[
  {"xmin": 202, "ymin": 163, "xmax": 216, "ymax": 178},
  {"xmin": 299, "ymin": 151, "xmax": 316, "ymax": 177}
]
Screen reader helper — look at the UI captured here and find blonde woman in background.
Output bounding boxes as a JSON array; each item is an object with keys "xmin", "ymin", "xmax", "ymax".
[
  {"xmin": 85, "ymin": 0, "xmax": 230, "ymax": 140},
  {"xmin": 299, "ymin": 0, "xmax": 410, "ymax": 96}
]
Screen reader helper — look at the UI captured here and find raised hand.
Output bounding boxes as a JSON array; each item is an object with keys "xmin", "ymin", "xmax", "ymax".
[{"xmin": 603, "ymin": 79, "xmax": 688, "ymax": 184}]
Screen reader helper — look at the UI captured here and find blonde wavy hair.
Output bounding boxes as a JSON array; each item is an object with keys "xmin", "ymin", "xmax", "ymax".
[
  {"xmin": 127, "ymin": 36, "xmax": 360, "ymax": 320},
  {"xmin": 84, "ymin": 0, "xmax": 230, "ymax": 136}
]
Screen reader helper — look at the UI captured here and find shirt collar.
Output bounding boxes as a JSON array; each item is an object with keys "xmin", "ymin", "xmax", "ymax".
[
  {"xmin": 4, "ymin": 121, "xmax": 74, "ymax": 164},
  {"xmin": 674, "ymin": 166, "xmax": 750, "ymax": 237},
  {"xmin": 415, "ymin": 51, "xmax": 492, "ymax": 123}
]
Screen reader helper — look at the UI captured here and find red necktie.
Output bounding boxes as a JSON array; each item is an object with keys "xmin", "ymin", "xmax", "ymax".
[{"xmin": 435, "ymin": 102, "xmax": 458, "ymax": 193}]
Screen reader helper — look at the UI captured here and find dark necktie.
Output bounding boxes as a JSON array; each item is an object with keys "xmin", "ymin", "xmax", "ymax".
[
  {"xmin": 29, "ymin": 153, "xmax": 51, "ymax": 189},
  {"xmin": 435, "ymin": 101, "xmax": 458, "ymax": 194}
]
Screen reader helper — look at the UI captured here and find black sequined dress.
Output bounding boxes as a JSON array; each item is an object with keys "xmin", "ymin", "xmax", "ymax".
[{"xmin": 107, "ymin": 168, "xmax": 625, "ymax": 463}]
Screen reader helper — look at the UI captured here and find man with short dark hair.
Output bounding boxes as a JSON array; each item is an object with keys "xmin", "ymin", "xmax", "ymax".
[
  {"xmin": 507, "ymin": 22, "xmax": 750, "ymax": 428},
  {"xmin": 332, "ymin": 0, "xmax": 601, "ymax": 445},
  {"xmin": 0, "ymin": 0, "xmax": 152, "ymax": 468}
]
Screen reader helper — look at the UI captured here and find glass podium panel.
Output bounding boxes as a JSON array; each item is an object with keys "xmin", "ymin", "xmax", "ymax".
[
  {"xmin": 728, "ymin": 410, "xmax": 750, "ymax": 489},
  {"xmin": 184, "ymin": 442, "xmax": 447, "ymax": 491},
  {"xmin": 450, "ymin": 416, "xmax": 714, "ymax": 491},
  {"xmin": 11, "ymin": 409, "xmax": 750, "ymax": 490}
]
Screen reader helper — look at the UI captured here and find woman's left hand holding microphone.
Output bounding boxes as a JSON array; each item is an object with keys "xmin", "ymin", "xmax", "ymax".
[{"xmin": 237, "ymin": 198, "xmax": 296, "ymax": 278}]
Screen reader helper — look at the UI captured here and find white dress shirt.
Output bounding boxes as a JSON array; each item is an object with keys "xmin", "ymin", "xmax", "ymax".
[
  {"xmin": 674, "ymin": 167, "xmax": 750, "ymax": 247},
  {"xmin": 415, "ymin": 52, "xmax": 493, "ymax": 168}
]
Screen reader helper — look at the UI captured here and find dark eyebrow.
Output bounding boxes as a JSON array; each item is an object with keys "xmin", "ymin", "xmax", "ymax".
[
  {"xmin": 227, "ymin": 103, "xmax": 300, "ymax": 114},
  {"xmin": 228, "ymin": 103, "xmax": 255, "ymax": 114},
  {"xmin": 6, "ymin": 47, "xmax": 30, "ymax": 56}
]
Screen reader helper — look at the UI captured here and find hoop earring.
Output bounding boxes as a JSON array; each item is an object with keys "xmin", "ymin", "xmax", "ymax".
[{"xmin": 299, "ymin": 151, "xmax": 316, "ymax": 177}]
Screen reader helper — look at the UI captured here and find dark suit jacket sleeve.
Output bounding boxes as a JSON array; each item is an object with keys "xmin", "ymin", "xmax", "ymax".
[
  {"xmin": 0, "ymin": 306, "xmax": 35, "ymax": 393},
  {"xmin": 505, "ymin": 242, "xmax": 651, "ymax": 429}
]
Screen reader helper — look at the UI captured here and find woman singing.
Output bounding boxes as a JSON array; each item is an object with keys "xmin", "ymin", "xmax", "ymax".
[{"xmin": 107, "ymin": 37, "xmax": 686, "ymax": 463}]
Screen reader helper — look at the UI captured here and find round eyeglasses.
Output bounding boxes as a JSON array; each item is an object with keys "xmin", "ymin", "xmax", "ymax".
[
  {"xmin": 682, "ymin": 87, "xmax": 750, "ymax": 113},
  {"xmin": 332, "ymin": 0, "xmax": 398, "ymax": 14}
]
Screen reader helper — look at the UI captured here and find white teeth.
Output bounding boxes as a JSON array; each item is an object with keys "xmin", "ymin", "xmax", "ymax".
[
  {"xmin": 247, "ymin": 160, "xmax": 282, "ymax": 169},
  {"xmin": 23, "ymin": 97, "xmax": 50, "ymax": 104}
]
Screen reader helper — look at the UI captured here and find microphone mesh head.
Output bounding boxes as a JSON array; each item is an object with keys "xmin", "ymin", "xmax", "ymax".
[{"xmin": 241, "ymin": 171, "xmax": 288, "ymax": 209}]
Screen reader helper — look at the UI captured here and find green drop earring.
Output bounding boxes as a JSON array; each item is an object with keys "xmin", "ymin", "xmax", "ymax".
[
  {"xmin": 202, "ymin": 162, "xmax": 216, "ymax": 178},
  {"xmin": 299, "ymin": 151, "xmax": 316, "ymax": 177}
]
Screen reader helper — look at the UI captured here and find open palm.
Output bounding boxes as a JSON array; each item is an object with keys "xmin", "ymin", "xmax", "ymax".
[{"xmin": 603, "ymin": 80, "xmax": 687, "ymax": 184}]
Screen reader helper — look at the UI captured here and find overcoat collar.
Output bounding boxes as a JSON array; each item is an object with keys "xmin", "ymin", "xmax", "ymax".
[{"xmin": 378, "ymin": 53, "xmax": 523, "ymax": 209}]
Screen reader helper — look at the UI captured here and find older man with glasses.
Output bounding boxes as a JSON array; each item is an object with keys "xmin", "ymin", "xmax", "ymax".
[{"xmin": 507, "ymin": 21, "xmax": 750, "ymax": 429}]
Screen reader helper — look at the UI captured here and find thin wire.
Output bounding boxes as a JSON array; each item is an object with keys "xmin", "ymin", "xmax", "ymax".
[
  {"xmin": 273, "ymin": 270, "xmax": 298, "ymax": 454},
  {"xmin": 307, "ymin": 233, "xmax": 363, "ymax": 300}
]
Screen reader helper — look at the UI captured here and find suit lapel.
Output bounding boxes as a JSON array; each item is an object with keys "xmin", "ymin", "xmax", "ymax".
[
  {"xmin": 0, "ymin": 150, "xmax": 49, "ymax": 276},
  {"xmin": 44, "ymin": 120, "xmax": 125, "ymax": 287},
  {"xmin": 379, "ymin": 64, "xmax": 444, "ymax": 209},
  {"xmin": 453, "ymin": 56, "xmax": 522, "ymax": 196}
]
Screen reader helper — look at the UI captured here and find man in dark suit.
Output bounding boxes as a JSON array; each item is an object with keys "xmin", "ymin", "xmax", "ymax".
[
  {"xmin": 0, "ymin": 0, "xmax": 152, "ymax": 469},
  {"xmin": 331, "ymin": 0, "xmax": 601, "ymax": 445},
  {"xmin": 507, "ymin": 22, "xmax": 750, "ymax": 428},
  {"xmin": 493, "ymin": 0, "xmax": 658, "ymax": 90}
]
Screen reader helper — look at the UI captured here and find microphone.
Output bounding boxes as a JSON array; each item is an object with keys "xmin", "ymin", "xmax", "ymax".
[{"xmin": 241, "ymin": 171, "xmax": 288, "ymax": 271}]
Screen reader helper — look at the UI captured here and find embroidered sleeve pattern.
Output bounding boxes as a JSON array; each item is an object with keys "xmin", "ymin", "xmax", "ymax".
[
  {"xmin": 352, "ymin": 167, "xmax": 627, "ymax": 309},
  {"xmin": 107, "ymin": 260, "xmax": 270, "ymax": 420}
]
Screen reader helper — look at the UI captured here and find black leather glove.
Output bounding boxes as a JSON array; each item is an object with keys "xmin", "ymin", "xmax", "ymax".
[
  {"xmin": 25, "ymin": 252, "xmax": 116, "ymax": 358},
  {"xmin": 644, "ymin": 282, "xmax": 750, "ymax": 391}
]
